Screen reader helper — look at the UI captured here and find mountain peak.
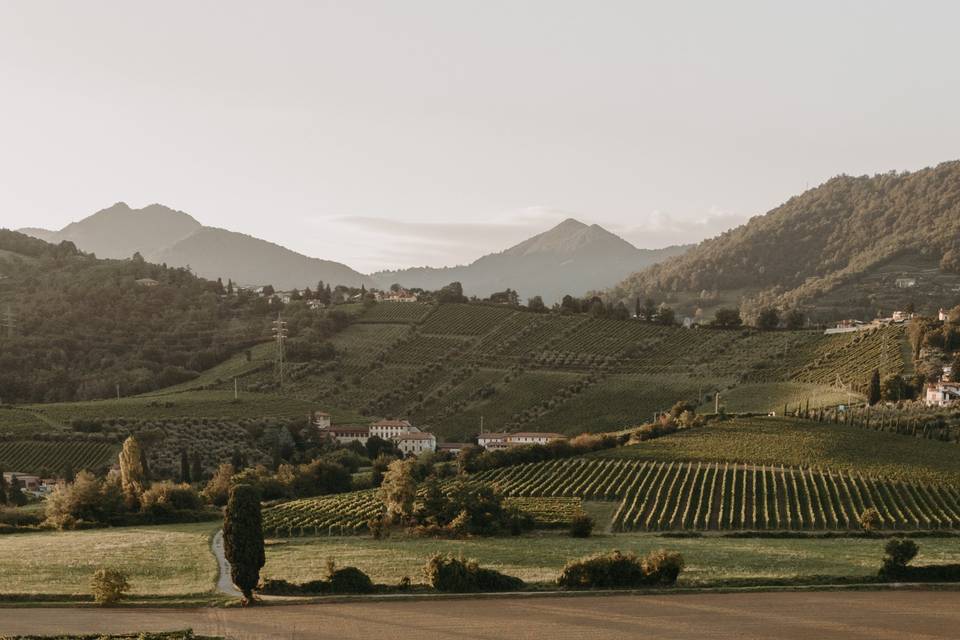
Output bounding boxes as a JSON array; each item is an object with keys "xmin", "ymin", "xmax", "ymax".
[{"xmin": 502, "ymin": 218, "xmax": 635, "ymax": 258}]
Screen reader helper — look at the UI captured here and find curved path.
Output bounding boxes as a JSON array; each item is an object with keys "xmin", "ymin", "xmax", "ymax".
[
  {"xmin": 210, "ymin": 529, "xmax": 241, "ymax": 597},
  {"xmin": 1, "ymin": 590, "xmax": 959, "ymax": 639}
]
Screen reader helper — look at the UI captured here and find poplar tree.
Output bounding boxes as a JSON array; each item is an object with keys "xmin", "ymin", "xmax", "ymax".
[{"xmin": 118, "ymin": 436, "xmax": 145, "ymax": 510}]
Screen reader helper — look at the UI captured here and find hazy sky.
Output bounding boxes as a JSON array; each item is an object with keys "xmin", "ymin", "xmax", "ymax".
[{"xmin": 2, "ymin": 1, "xmax": 959, "ymax": 272}]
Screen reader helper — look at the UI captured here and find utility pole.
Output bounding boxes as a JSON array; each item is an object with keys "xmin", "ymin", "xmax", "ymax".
[
  {"xmin": 1, "ymin": 305, "xmax": 15, "ymax": 338},
  {"xmin": 715, "ymin": 392, "xmax": 720, "ymax": 414},
  {"xmin": 272, "ymin": 313, "xmax": 288, "ymax": 388},
  {"xmin": 234, "ymin": 377, "xmax": 239, "ymax": 401},
  {"xmin": 479, "ymin": 415, "xmax": 484, "ymax": 434}
]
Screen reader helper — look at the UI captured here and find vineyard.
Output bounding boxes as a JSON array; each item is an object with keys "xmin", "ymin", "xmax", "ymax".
[
  {"xmin": 354, "ymin": 302, "xmax": 435, "ymax": 324},
  {"xmin": 0, "ymin": 439, "xmax": 118, "ymax": 475},
  {"xmin": 261, "ymin": 490, "xmax": 584, "ymax": 536},
  {"xmin": 792, "ymin": 325, "xmax": 908, "ymax": 390},
  {"xmin": 592, "ymin": 417, "xmax": 960, "ymax": 485},
  {"xmin": 471, "ymin": 457, "xmax": 960, "ymax": 531}
]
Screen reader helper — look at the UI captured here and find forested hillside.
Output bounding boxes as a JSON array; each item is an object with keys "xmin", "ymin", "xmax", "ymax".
[
  {"xmin": 607, "ymin": 161, "xmax": 960, "ymax": 321},
  {"xmin": 0, "ymin": 230, "xmax": 343, "ymax": 403}
]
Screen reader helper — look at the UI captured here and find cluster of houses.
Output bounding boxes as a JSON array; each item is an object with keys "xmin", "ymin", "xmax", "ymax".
[
  {"xmin": 826, "ymin": 310, "xmax": 921, "ymax": 335},
  {"xmin": 254, "ymin": 286, "xmax": 419, "ymax": 308},
  {"xmin": 313, "ymin": 411, "xmax": 567, "ymax": 456},
  {"xmin": 925, "ymin": 366, "xmax": 960, "ymax": 407},
  {"xmin": 2, "ymin": 471, "xmax": 56, "ymax": 496}
]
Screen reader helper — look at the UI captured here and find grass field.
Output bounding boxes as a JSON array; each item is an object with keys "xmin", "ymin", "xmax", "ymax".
[
  {"xmin": 0, "ymin": 523, "xmax": 217, "ymax": 597},
  {"xmin": 0, "ymin": 407, "xmax": 50, "ymax": 433},
  {"xmin": 261, "ymin": 531, "xmax": 960, "ymax": 586},
  {"xmin": 593, "ymin": 417, "xmax": 960, "ymax": 485},
  {"xmin": 28, "ymin": 391, "xmax": 318, "ymax": 424}
]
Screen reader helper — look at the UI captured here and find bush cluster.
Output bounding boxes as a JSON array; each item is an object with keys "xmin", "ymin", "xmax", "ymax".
[
  {"xmin": 458, "ymin": 433, "xmax": 622, "ymax": 474},
  {"xmin": 423, "ymin": 554, "xmax": 524, "ymax": 593},
  {"xmin": 557, "ymin": 549, "xmax": 684, "ymax": 589}
]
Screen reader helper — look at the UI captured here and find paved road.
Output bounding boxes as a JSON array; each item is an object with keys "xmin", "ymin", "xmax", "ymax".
[
  {"xmin": 211, "ymin": 530, "xmax": 242, "ymax": 597},
  {"xmin": 0, "ymin": 590, "xmax": 958, "ymax": 639}
]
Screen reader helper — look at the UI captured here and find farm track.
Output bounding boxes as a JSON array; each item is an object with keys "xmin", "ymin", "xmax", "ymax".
[{"xmin": 2, "ymin": 591, "xmax": 960, "ymax": 639}]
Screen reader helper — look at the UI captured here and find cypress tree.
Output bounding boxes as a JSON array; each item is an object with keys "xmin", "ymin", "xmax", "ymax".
[
  {"xmin": 868, "ymin": 368, "xmax": 882, "ymax": 405},
  {"xmin": 180, "ymin": 450, "xmax": 191, "ymax": 484},
  {"xmin": 191, "ymin": 452, "xmax": 203, "ymax": 482},
  {"xmin": 223, "ymin": 484, "xmax": 265, "ymax": 604},
  {"xmin": 0, "ymin": 468, "xmax": 7, "ymax": 505},
  {"xmin": 7, "ymin": 477, "xmax": 26, "ymax": 506}
]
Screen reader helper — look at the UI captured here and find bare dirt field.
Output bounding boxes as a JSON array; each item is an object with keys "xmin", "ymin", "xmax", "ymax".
[{"xmin": 1, "ymin": 589, "xmax": 958, "ymax": 639}]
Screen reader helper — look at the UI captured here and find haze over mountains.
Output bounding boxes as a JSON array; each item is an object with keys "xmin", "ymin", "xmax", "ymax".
[{"xmin": 18, "ymin": 204, "xmax": 686, "ymax": 302}]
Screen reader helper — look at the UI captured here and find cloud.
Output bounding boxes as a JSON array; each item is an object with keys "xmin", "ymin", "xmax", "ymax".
[
  {"xmin": 612, "ymin": 206, "xmax": 750, "ymax": 249},
  {"xmin": 310, "ymin": 207, "xmax": 574, "ymax": 271}
]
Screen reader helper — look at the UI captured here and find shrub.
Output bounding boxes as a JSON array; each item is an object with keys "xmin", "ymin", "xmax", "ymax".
[
  {"xmin": 569, "ymin": 513, "xmax": 595, "ymax": 538},
  {"xmin": 328, "ymin": 566, "xmax": 375, "ymax": 594},
  {"xmin": 140, "ymin": 481, "xmax": 203, "ymax": 514},
  {"xmin": 880, "ymin": 537, "xmax": 919, "ymax": 578},
  {"xmin": 557, "ymin": 549, "xmax": 683, "ymax": 589},
  {"xmin": 90, "ymin": 567, "xmax": 130, "ymax": 605},
  {"xmin": 641, "ymin": 549, "xmax": 685, "ymax": 585},
  {"xmin": 423, "ymin": 554, "xmax": 523, "ymax": 593},
  {"xmin": 859, "ymin": 507, "xmax": 880, "ymax": 532}
]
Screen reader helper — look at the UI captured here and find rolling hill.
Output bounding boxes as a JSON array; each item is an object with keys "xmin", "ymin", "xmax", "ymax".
[
  {"xmin": 19, "ymin": 202, "xmax": 373, "ymax": 290},
  {"xmin": 372, "ymin": 218, "xmax": 690, "ymax": 303},
  {"xmin": 606, "ymin": 161, "xmax": 960, "ymax": 322}
]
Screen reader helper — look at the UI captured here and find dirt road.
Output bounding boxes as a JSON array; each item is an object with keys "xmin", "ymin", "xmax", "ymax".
[{"xmin": 0, "ymin": 590, "xmax": 956, "ymax": 639}]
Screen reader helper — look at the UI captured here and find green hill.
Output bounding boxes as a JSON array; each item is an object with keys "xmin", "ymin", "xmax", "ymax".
[
  {"xmin": 606, "ymin": 161, "xmax": 960, "ymax": 322},
  {"xmin": 0, "ymin": 229, "xmax": 345, "ymax": 403},
  {"xmin": 153, "ymin": 301, "xmax": 909, "ymax": 441}
]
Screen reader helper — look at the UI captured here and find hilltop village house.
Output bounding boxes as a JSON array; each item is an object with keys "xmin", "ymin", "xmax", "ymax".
[
  {"xmin": 477, "ymin": 432, "xmax": 568, "ymax": 450},
  {"xmin": 925, "ymin": 381, "xmax": 960, "ymax": 407},
  {"xmin": 384, "ymin": 288, "xmax": 418, "ymax": 303}
]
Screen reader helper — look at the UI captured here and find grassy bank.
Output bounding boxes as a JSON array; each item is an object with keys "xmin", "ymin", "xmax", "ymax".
[
  {"xmin": 0, "ymin": 523, "xmax": 219, "ymax": 598},
  {"xmin": 260, "ymin": 531, "xmax": 960, "ymax": 587}
]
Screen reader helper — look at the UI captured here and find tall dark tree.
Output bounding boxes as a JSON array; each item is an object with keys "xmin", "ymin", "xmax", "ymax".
[
  {"xmin": 868, "ymin": 368, "xmax": 882, "ymax": 405},
  {"xmin": 0, "ymin": 468, "xmax": 7, "ymax": 505},
  {"xmin": 7, "ymin": 477, "xmax": 26, "ymax": 506},
  {"xmin": 223, "ymin": 484, "xmax": 265, "ymax": 604},
  {"xmin": 756, "ymin": 308, "xmax": 780, "ymax": 330},
  {"xmin": 784, "ymin": 309, "xmax": 805, "ymax": 330},
  {"xmin": 191, "ymin": 452, "xmax": 203, "ymax": 482},
  {"xmin": 641, "ymin": 297, "xmax": 657, "ymax": 322},
  {"xmin": 180, "ymin": 449, "xmax": 192, "ymax": 484}
]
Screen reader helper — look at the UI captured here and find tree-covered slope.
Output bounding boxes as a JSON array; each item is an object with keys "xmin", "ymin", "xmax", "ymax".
[
  {"xmin": 607, "ymin": 161, "xmax": 960, "ymax": 320},
  {"xmin": 0, "ymin": 230, "xmax": 342, "ymax": 403}
]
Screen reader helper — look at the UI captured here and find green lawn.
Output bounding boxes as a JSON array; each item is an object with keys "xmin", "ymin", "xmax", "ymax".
[
  {"xmin": 592, "ymin": 417, "xmax": 960, "ymax": 485},
  {"xmin": 0, "ymin": 523, "xmax": 218, "ymax": 597},
  {"xmin": 262, "ymin": 531, "xmax": 960, "ymax": 586}
]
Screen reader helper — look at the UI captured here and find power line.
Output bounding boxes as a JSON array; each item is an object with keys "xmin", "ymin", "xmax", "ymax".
[
  {"xmin": 272, "ymin": 313, "xmax": 288, "ymax": 388},
  {"xmin": 1, "ymin": 305, "xmax": 15, "ymax": 338}
]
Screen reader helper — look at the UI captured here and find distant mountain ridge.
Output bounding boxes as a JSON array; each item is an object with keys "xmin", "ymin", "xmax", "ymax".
[
  {"xmin": 20, "ymin": 202, "xmax": 373, "ymax": 289},
  {"xmin": 606, "ymin": 160, "xmax": 960, "ymax": 321},
  {"xmin": 19, "ymin": 205, "xmax": 687, "ymax": 301},
  {"xmin": 373, "ymin": 218, "xmax": 690, "ymax": 303}
]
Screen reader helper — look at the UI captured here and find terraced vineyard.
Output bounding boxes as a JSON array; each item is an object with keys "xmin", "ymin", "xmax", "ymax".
[
  {"xmin": 354, "ymin": 302, "xmax": 435, "ymax": 324},
  {"xmin": 472, "ymin": 457, "xmax": 960, "ymax": 531},
  {"xmin": 792, "ymin": 325, "xmax": 907, "ymax": 390},
  {"xmin": 0, "ymin": 439, "xmax": 118, "ymax": 474},
  {"xmin": 262, "ymin": 490, "xmax": 583, "ymax": 536},
  {"xmin": 418, "ymin": 303, "xmax": 516, "ymax": 335}
]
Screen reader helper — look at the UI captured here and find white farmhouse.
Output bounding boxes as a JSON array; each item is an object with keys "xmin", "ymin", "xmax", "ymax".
[
  {"xmin": 396, "ymin": 432, "xmax": 436, "ymax": 455},
  {"xmin": 313, "ymin": 411, "xmax": 331, "ymax": 430},
  {"xmin": 925, "ymin": 382, "xmax": 960, "ymax": 407},
  {"xmin": 370, "ymin": 419, "xmax": 419, "ymax": 440},
  {"xmin": 477, "ymin": 432, "xmax": 510, "ymax": 450},
  {"xmin": 504, "ymin": 432, "xmax": 567, "ymax": 446}
]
